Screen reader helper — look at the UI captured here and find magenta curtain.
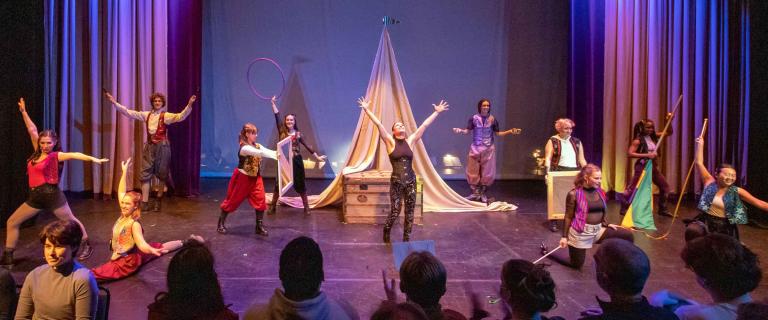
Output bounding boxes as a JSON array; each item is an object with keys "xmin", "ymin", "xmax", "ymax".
[{"xmin": 168, "ymin": 0, "xmax": 202, "ymax": 197}]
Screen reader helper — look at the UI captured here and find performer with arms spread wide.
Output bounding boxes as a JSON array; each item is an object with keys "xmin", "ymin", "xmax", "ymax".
[
  {"xmin": 452, "ymin": 98, "xmax": 521, "ymax": 203},
  {"xmin": 2, "ymin": 98, "xmax": 108, "ymax": 267},
  {"xmin": 105, "ymin": 91, "xmax": 196, "ymax": 213},
  {"xmin": 357, "ymin": 97, "xmax": 448, "ymax": 243}
]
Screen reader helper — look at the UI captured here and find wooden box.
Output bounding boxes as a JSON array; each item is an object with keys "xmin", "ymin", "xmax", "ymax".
[{"xmin": 343, "ymin": 170, "xmax": 423, "ymax": 224}]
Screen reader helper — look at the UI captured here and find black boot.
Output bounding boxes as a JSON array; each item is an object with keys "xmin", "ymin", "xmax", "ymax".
[
  {"xmin": 0, "ymin": 249, "xmax": 14, "ymax": 267},
  {"xmin": 300, "ymin": 193, "xmax": 310, "ymax": 215},
  {"xmin": 254, "ymin": 210, "xmax": 268, "ymax": 236},
  {"xmin": 152, "ymin": 197, "xmax": 162, "ymax": 212},
  {"xmin": 383, "ymin": 227, "xmax": 392, "ymax": 243},
  {"xmin": 549, "ymin": 220, "xmax": 560, "ymax": 232},
  {"xmin": 657, "ymin": 195, "xmax": 672, "ymax": 217},
  {"xmin": 217, "ymin": 211, "xmax": 229, "ymax": 234},
  {"xmin": 140, "ymin": 201, "xmax": 150, "ymax": 212}
]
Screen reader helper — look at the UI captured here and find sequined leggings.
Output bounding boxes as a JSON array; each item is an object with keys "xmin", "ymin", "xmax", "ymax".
[{"xmin": 385, "ymin": 177, "xmax": 417, "ymax": 239}]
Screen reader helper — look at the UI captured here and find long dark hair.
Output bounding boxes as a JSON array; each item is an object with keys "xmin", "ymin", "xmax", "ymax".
[
  {"xmin": 155, "ymin": 239, "xmax": 227, "ymax": 319},
  {"xmin": 282, "ymin": 113, "xmax": 300, "ymax": 133},
  {"xmin": 476, "ymin": 98, "xmax": 491, "ymax": 114},
  {"xmin": 632, "ymin": 119, "xmax": 658, "ymax": 142},
  {"xmin": 27, "ymin": 129, "xmax": 61, "ymax": 163}
]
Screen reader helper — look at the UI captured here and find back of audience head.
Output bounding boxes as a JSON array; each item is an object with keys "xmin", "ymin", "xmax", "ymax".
[
  {"xmin": 280, "ymin": 236, "xmax": 324, "ymax": 300},
  {"xmin": 682, "ymin": 233, "xmax": 761, "ymax": 301},
  {"xmin": 399, "ymin": 251, "xmax": 447, "ymax": 308},
  {"xmin": 500, "ymin": 259, "xmax": 557, "ymax": 315},
  {"xmin": 371, "ymin": 301, "xmax": 429, "ymax": 320},
  {"xmin": 593, "ymin": 238, "xmax": 650, "ymax": 297},
  {"xmin": 163, "ymin": 238, "xmax": 226, "ymax": 318}
]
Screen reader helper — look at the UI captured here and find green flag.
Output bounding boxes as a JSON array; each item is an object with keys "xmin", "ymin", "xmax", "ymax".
[{"xmin": 621, "ymin": 160, "xmax": 657, "ymax": 230}]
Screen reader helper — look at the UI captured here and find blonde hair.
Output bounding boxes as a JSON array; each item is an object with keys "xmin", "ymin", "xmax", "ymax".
[{"xmin": 554, "ymin": 118, "xmax": 575, "ymax": 131}]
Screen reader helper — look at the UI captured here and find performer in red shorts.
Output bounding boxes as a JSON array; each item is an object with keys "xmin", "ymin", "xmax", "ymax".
[{"xmin": 217, "ymin": 123, "xmax": 278, "ymax": 236}]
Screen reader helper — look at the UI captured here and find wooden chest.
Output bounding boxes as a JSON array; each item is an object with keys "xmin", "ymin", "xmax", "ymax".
[{"xmin": 342, "ymin": 170, "xmax": 423, "ymax": 224}]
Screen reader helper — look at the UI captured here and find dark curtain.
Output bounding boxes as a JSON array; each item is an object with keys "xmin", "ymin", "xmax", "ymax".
[
  {"xmin": 0, "ymin": 0, "xmax": 44, "ymax": 225},
  {"xmin": 168, "ymin": 0, "xmax": 203, "ymax": 197},
  {"xmin": 568, "ymin": 0, "xmax": 604, "ymax": 165}
]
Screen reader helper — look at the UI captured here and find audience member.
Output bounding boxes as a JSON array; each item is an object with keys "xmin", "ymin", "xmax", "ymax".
[
  {"xmin": 651, "ymin": 233, "xmax": 761, "ymax": 320},
  {"xmin": 499, "ymin": 259, "xmax": 563, "ymax": 320},
  {"xmin": 147, "ymin": 238, "xmax": 237, "ymax": 320},
  {"xmin": 371, "ymin": 301, "xmax": 430, "ymax": 320},
  {"xmin": 243, "ymin": 236, "xmax": 359, "ymax": 319},
  {"xmin": 15, "ymin": 220, "xmax": 98, "ymax": 319},
  {"xmin": 578, "ymin": 239, "xmax": 677, "ymax": 319},
  {"xmin": 0, "ymin": 268, "xmax": 16, "ymax": 320},
  {"xmin": 736, "ymin": 301, "xmax": 768, "ymax": 320}
]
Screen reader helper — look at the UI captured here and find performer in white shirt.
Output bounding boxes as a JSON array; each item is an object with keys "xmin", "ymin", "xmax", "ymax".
[
  {"xmin": 105, "ymin": 91, "xmax": 196, "ymax": 212},
  {"xmin": 544, "ymin": 118, "xmax": 587, "ymax": 232}
]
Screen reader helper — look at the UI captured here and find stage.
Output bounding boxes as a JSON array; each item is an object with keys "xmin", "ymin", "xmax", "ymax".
[{"xmin": 4, "ymin": 178, "xmax": 768, "ymax": 319}]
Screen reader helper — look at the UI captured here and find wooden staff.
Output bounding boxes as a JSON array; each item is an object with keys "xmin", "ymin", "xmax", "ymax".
[{"xmin": 654, "ymin": 95, "xmax": 683, "ymax": 151}]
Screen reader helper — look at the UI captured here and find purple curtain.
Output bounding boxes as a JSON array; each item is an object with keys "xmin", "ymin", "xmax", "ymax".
[
  {"xmin": 167, "ymin": 0, "xmax": 202, "ymax": 197},
  {"xmin": 568, "ymin": 0, "xmax": 604, "ymax": 165}
]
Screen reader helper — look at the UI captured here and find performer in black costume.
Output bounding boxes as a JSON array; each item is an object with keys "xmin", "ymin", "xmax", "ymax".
[
  {"xmin": 357, "ymin": 97, "xmax": 448, "ymax": 243},
  {"xmin": 267, "ymin": 97, "xmax": 327, "ymax": 215}
]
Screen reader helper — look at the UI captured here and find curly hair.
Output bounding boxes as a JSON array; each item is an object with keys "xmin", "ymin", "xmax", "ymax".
[
  {"xmin": 554, "ymin": 118, "xmax": 575, "ymax": 131},
  {"xmin": 149, "ymin": 92, "xmax": 166, "ymax": 108}
]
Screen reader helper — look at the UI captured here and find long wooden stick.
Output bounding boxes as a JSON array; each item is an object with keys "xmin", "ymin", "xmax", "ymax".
[
  {"xmin": 646, "ymin": 118, "xmax": 709, "ymax": 240},
  {"xmin": 655, "ymin": 95, "xmax": 683, "ymax": 151}
]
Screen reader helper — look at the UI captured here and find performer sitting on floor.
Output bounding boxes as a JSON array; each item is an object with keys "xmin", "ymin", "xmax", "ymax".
[
  {"xmin": 540, "ymin": 164, "xmax": 634, "ymax": 270},
  {"xmin": 357, "ymin": 97, "xmax": 448, "ymax": 243},
  {"xmin": 452, "ymin": 98, "xmax": 521, "ymax": 203},
  {"xmin": 618, "ymin": 114, "xmax": 673, "ymax": 216},
  {"xmin": 90, "ymin": 158, "xmax": 200, "ymax": 282},
  {"xmin": 104, "ymin": 91, "xmax": 196, "ymax": 213},
  {"xmin": 217, "ymin": 123, "xmax": 278, "ymax": 236},
  {"xmin": 544, "ymin": 118, "xmax": 587, "ymax": 232},
  {"xmin": 684, "ymin": 137, "xmax": 768, "ymax": 241},
  {"xmin": 268, "ymin": 96, "xmax": 327, "ymax": 215},
  {"xmin": 2, "ymin": 98, "xmax": 108, "ymax": 267}
]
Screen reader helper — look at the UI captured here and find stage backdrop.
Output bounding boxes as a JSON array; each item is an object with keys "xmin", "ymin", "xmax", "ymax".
[{"xmin": 201, "ymin": 0, "xmax": 569, "ymax": 180}]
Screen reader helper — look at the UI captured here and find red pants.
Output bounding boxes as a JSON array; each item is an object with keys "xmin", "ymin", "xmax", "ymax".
[
  {"xmin": 91, "ymin": 242, "xmax": 162, "ymax": 282},
  {"xmin": 220, "ymin": 169, "xmax": 266, "ymax": 213}
]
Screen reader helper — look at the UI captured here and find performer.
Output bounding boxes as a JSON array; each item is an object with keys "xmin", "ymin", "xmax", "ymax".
[
  {"xmin": 544, "ymin": 118, "xmax": 587, "ymax": 232},
  {"xmin": 1, "ymin": 98, "xmax": 108, "ymax": 267},
  {"xmin": 104, "ymin": 91, "xmax": 196, "ymax": 212},
  {"xmin": 540, "ymin": 164, "xmax": 634, "ymax": 269},
  {"xmin": 267, "ymin": 96, "xmax": 327, "ymax": 215},
  {"xmin": 684, "ymin": 138, "xmax": 768, "ymax": 240},
  {"xmin": 90, "ymin": 158, "xmax": 200, "ymax": 282},
  {"xmin": 452, "ymin": 99, "xmax": 520, "ymax": 203},
  {"xmin": 618, "ymin": 115, "xmax": 674, "ymax": 216},
  {"xmin": 357, "ymin": 97, "xmax": 448, "ymax": 243},
  {"xmin": 217, "ymin": 123, "xmax": 278, "ymax": 236}
]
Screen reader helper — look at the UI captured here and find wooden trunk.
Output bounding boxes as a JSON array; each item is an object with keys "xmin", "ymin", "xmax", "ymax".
[{"xmin": 343, "ymin": 170, "xmax": 423, "ymax": 224}]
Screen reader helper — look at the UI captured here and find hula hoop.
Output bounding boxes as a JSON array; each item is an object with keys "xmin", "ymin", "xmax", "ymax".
[{"xmin": 246, "ymin": 58, "xmax": 286, "ymax": 100}]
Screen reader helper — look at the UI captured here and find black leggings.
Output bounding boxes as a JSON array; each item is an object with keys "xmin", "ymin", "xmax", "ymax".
[
  {"xmin": 384, "ymin": 177, "xmax": 417, "ymax": 238},
  {"xmin": 549, "ymin": 227, "xmax": 634, "ymax": 269}
]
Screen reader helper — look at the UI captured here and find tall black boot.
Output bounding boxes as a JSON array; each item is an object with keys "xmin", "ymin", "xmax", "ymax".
[
  {"xmin": 255, "ymin": 210, "xmax": 268, "ymax": 236},
  {"xmin": 217, "ymin": 211, "xmax": 229, "ymax": 234},
  {"xmin": 151, "ymin": 197, "xmax": 162, "ymax": 212},
  {"xmin": 1, "ymin": 248, "xmax": 14, "ymax": 267},
  {"xmin": 300, "ymin": 193, "xmax": 310, "ymax": 215}
]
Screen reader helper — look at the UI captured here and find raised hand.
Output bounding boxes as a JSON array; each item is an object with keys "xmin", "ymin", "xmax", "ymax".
[
  {"xmin": 381, "ymin": 269, "xmax": 398, "ymax": 302},
  {"xmin": 187, "ymin": 95, "xmax": 197, "ymax": 106},
  {"xmin": 271, "ymin": 96, "xmax": 277, "ymax": 106},
  {"xmin": 432, "ymin": 100, "xmax": 449, "ymax": 113},
  {"xmin": 665, "ymin": 112, "xmax": 674, "ymax": 120},
  {"xmin": 357, "ymin": 97, "xmax": 371, "ymax": 110},
  {"xmin": 315, "ymin": 154, "xmax": 327, "ymax": 161},
  {"xmin": 104, "ymin": 92, "xmax": 116, "ymax": 104},
  {"xmin": 121, "ymin": 158, "xmax": 132, "ymax": 172},
  {"xmin": 18, "ymin": 97, "xmax": 26, "ymax": 113}
]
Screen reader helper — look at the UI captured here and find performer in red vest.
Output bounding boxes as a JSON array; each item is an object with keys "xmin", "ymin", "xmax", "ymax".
[
  {"xmin": 544, "ymin": 118, "xmax": 587, "ymax": 232},
  {"xmin": 105, "ymin": 91, "xmax": 196, "ymax": 212}
]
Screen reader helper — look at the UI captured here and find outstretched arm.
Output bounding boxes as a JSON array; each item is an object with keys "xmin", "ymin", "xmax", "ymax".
[
  {"xmin": 738, "ymin": 188, "xmax": 768, "ymax": 212},
  {"xmin": 694, "ymin": 138, "xmax": 715, "ymax": 186},
  {"xmin": 271, "ymin": 96, "xmax": 279, "ymax": 114},
  {"xmin": 131, "ymin": 222, "xmax": 166, "ymax": 256},
  {"xmin": 118, "ymin": 158, "xmax": 131, "ymax": 200},
  {"xmin": 357, "ymin": 97, "xmax": 395, "ymax": 151},
  {"xmin": 18, "ymin": 98, "xmax": 39, "ymax": 150},
  {"xmin": 163, "ymin": 95, "xmax": 196, "ymax": 124},
  {"xmin": 104, "ymin": 91, "xmax": 146, "ymax": 121},
  {"xmin": 58, "ymin": 152, "xmax": 109, "ymax": 163},
  {"xmin": 496, "ymin": 128, "xmax": 522, "ymax": 136},
  {"xmin": 408, "ymin": 100, "xmax": 449, "ymax": 145}
]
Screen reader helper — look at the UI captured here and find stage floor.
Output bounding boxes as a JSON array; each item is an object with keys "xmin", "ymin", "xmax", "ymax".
[{"xmin": 4, "ymin": 178, "xmax": 768, "ymax": 319}]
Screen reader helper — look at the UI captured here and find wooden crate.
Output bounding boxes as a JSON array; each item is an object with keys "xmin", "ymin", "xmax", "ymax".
[{"xmin": 343, "ymin": 170, "xmax": 423, "ymax": 224}]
